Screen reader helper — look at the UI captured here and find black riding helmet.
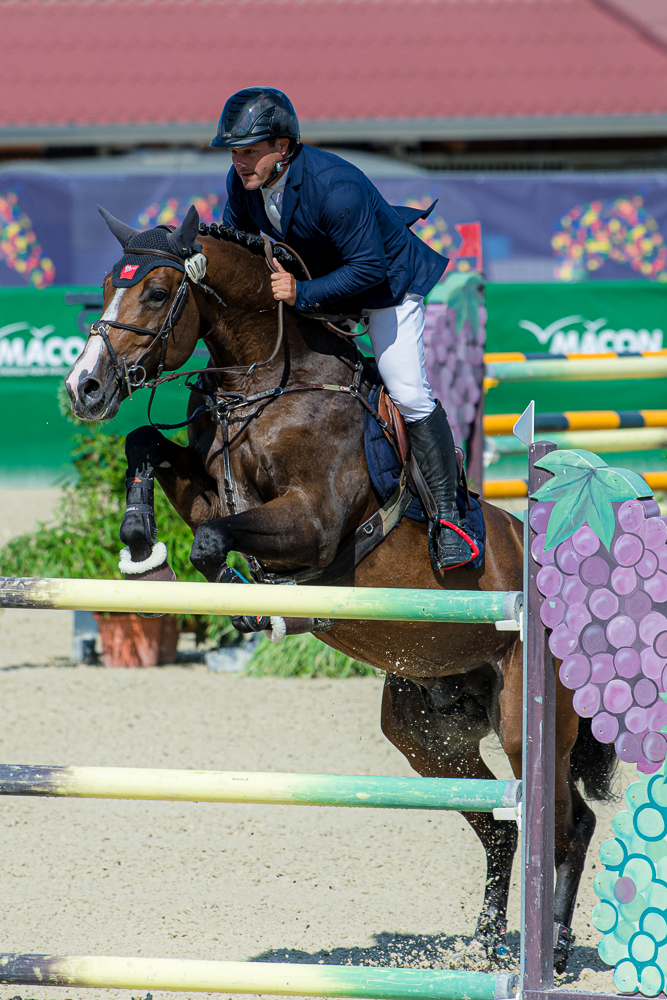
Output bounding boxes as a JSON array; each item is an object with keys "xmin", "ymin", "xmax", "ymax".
[{"xmin": 210, "ymin": 88, "xmax": 300, "ymax": 150}]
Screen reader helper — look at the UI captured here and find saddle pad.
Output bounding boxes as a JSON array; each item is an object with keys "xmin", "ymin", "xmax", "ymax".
[{"xmin": 364, "ymin": 386, "xmax": 486, "ymax": 570}]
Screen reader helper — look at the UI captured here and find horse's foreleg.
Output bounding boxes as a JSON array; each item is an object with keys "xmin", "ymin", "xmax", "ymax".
[
  {"xmin": 189, "ymin": 491, "xmax": 341, "ymax": 582},
  {"xmin": 121, "ymin": 425, "xmax": 218, "ymax": 573},
  {"xmin": 552, "ymin": 684, "xmax": 596, "ymax": 974},
  {"xmin": 499, "ymin": 647, "xmax": 594, "ymax": 974},
  {"xmin": 381, "ymin": 670, "xmax": 518, "ymax": 959}
]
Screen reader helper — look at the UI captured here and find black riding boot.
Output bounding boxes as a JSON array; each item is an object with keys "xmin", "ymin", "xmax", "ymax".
[{"xmin": 407, "ymin": 401, "xmax": 476, "ymax": 571}]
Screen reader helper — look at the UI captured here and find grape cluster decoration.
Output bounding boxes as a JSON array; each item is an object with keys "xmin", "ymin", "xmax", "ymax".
[
  {"xmin": 532, "ymin": 451, "xmax": 667, "ymax": 775},
  {"xmin": 594, "ymin": 763, "xmax": 667, "ymax": 995}
]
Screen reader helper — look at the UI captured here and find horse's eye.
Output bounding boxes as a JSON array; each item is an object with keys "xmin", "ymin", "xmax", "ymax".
[{"xmin": 150, "ymin": 289, "xmax": 168, "ymax": 303}]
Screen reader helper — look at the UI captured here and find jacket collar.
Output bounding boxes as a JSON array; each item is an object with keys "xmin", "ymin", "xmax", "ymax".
[{"xmin": 277, "ymin": 143, "xmax": 303, "ymax": 237}]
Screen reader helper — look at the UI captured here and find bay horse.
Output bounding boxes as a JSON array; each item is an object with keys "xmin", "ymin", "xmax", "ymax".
[{"xmin": 65, "ymin": 205, "xmax": 615, "ymax": 973}]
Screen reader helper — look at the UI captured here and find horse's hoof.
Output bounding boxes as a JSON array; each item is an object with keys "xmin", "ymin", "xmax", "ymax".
[
  {"xmin": 473, "ymin": 912, "xmax": 508, "ymax": 962},
  {"xmin": 232, "ymin": 615, "xmax": 271, "ymax": 633},
  {"xmin": 119, "ymin": 543, "xmax": 176, "ymax": 617},
  {"xmin": 553, "ymin": 922, "xmax": 575, "ymax": 974}
]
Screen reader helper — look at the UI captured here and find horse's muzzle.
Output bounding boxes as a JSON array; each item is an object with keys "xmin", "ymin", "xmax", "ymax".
[{"xmin": 67, "ymin": 370, "xmax": 121, "ymax": 421}]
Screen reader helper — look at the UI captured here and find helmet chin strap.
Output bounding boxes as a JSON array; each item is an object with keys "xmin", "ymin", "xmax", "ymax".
[{"xmin": 262, "ymin": 143, "xmax": 298, "ymax": 188}]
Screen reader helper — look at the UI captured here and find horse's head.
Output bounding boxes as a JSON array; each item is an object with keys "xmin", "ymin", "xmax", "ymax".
[{"xmin": 66, "ymin": 204, "xmax": 207, "ymax": 421}]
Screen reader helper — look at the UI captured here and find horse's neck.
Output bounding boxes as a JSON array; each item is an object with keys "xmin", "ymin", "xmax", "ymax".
[
  {"xmin": 198, "ymin": 240, "xmax": 285, "ymax": 369},
  {"xmin": 205, "ymin": 307, "xmax": 284, "ymax": 371},
  {"xmin": 200, "ymin": 239, "xmax": 351, "ymax": 377}
]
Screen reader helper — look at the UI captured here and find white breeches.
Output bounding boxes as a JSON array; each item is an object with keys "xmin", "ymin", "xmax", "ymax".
[{"xmin": 365, "ymin": 293, "xmax": 435, "ymax": 424}]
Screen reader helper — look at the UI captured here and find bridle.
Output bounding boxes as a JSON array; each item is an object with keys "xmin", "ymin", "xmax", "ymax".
[{"xmin": 88, "ymin": 244, "xmax": 226, "ymax": 401}]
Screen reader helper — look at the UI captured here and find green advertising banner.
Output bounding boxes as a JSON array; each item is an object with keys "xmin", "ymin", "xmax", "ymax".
[
  {"xmin": 1, "ymin": 282, "xmax": 665, "ymax": 485},
  {"xmin": 485, "ymin": 281, "xmax": 667, "ymax": 417},
  {"xmin": 0, "ymin": 287, "xmax": 200, "ymax": 485},
  {"xmin": 485, "ymin": 281, "xmax": 667, "ymax": 479}
]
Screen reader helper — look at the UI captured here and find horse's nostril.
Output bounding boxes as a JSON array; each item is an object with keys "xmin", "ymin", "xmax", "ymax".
[{"xmin": 80, "ymin": 376, "xmax": 101, "ymax": 401}]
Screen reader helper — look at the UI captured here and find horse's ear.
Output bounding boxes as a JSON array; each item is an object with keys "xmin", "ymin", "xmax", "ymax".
[
  {"xmin": 168, "ymin": 205, "xmax": 200, "ymax": 256},
  {"xmin": 97, "ymin": 205, "xmax": 140, "ymax": 248}
]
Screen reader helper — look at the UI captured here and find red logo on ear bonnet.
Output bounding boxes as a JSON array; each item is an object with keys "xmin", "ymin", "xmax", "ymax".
[{"xmin": 120, "ymin": 264, "xmax": 140, "ymax": 280}]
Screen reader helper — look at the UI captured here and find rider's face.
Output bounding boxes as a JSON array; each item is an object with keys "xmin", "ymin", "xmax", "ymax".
[{"xmin": 231, "ymin": 138, "xmax": 290, "ymax": 190}]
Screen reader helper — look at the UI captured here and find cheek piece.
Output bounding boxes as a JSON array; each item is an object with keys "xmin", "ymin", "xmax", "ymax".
[{"xmin": 91, "ymin": 245, "xmax": 223, "ymax": 400}]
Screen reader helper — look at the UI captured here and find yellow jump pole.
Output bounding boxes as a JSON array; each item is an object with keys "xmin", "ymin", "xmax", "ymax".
[
  {"xmin": 0, "ymin": 764, "xmax": 521, "ymax": 812},
  {"xmin": 484, "ymin": 410, "xmax": 667, "ymax": 436},
  {"xmin": 0, "ymin": 577, "xmax": 522, "ymax": 624},
  {"xmin": 0, "ymin": 954, "xmax": 519, "ymax": 999}
]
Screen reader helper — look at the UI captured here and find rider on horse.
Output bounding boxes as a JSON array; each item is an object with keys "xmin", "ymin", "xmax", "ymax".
[{"xmin": 211, "ymin": 87, "xmax": 476, "ymax": 571}]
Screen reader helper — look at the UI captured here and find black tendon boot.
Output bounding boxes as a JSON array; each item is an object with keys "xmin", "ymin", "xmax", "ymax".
[
  {"xmin": 119, "ymin": 465, "xmax": 175, "ymax": 598},
  {"xmin": 120, "ymin": 465, "xmax": 157, "ymax": 561},
  {"xmin": 407, "ymin": 402, "xmax": 478, "ymax": 571}
]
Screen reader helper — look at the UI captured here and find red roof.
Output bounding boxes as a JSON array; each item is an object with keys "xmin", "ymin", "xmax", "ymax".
[{"xmin": 2, "ymin": 0, "xmax": 667, "ymax": 129}]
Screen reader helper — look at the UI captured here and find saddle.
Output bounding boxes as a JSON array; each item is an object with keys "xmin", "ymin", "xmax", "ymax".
[{"xmin": 376, "ymin": 386, "xmax": 470, "ymax": 514}]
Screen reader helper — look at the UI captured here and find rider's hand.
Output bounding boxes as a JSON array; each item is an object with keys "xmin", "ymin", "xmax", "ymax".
[{"xmin": 271, "ymin": 259, "xmax": 297, "ymax": 307}]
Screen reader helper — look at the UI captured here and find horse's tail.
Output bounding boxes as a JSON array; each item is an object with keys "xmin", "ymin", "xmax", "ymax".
[{"xmin": 570, "ymin": 717, "xmax": 618, "ymax": 802}]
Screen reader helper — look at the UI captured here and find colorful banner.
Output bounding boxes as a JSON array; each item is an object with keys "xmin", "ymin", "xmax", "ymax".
[{"xmin": 4, "ymin": 170, "xmax": 667, "ymax": 288}]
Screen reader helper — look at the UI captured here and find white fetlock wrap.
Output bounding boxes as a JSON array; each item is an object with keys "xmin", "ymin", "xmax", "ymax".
[
  {"xmin": 263, "ymin": 616, "xmax": 287, "ymax": 643},
  {"xmin": 118, "ymin": 541, "xmax": 168, "ymax": 575}
]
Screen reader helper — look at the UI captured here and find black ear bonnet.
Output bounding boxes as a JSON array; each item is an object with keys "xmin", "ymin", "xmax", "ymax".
[
  {"xmin": 97, "ymin": 204, "xmax": 202, "ymax": 288},
  {"xmin": 111, "ymin": 227, "xmax": 203, "ymax": 287}
]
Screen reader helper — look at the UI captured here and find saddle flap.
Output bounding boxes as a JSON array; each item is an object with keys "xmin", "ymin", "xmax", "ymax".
[{"xmin": 377, "ymin": 387, "xmax": 410, "ymax": 468}]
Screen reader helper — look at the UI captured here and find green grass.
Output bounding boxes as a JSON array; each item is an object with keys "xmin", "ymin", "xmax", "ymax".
[{"xmin": 245, "ymin": 632, "xmax": 376, "ymax": 678}]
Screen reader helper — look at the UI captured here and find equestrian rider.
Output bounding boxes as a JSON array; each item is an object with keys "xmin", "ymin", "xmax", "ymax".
[{"xmin": 211, "ymin": 87, "xmax": 475, "ymax": 571}]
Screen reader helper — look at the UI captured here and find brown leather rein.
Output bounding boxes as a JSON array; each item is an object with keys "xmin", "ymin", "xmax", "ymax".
[{"xmin": 89, "ymin": 234, "xmax": 366, "ymax": 401}]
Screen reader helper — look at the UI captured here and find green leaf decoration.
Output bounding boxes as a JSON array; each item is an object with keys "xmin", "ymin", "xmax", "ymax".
[
  {"xmin": 530, "ymin": 450, "xmax": 653, "ymax": 552},
  {"xmin": 598, "ymin": 467, "xmax": 652, "ymax": 499},
  {"xmin": 425, "ymin": 270, "xmax": 484, "ymax": 334},
  {"xmin": 534, "ymin": 449, "xmax": 608, "ymax": 473},
  {"xmin": 542, "ymin": 493, "xmax": 580, "ymax": 550},
  {"xmin": 530, "ymin": 470, "xmax": 591, "ymax": 503}
]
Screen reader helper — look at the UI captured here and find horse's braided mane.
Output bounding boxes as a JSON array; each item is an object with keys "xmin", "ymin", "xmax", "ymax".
[{"xmin": 198, "ymin": 223, "xmax": 306, "ymax": 279}]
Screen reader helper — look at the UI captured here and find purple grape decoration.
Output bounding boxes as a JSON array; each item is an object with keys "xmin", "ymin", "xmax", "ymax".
[{"xmin": 532, "ymin": 451, "xmax": 667, "ymax": 773}]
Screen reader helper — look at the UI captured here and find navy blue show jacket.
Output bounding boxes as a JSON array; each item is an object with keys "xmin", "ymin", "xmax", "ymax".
[{"xmin": 222, "ymin": 144, "xmax": 448, "ymax": 315}]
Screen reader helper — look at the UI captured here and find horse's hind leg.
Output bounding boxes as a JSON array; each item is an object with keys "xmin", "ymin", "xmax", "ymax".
[{"xmin": 381, "ymin": 670, "xmax": 518, "ymax": 958}]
